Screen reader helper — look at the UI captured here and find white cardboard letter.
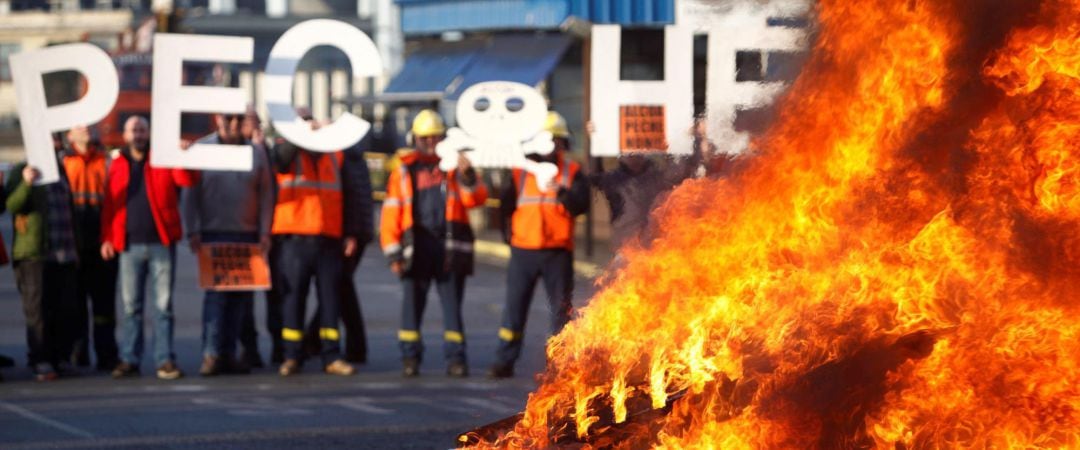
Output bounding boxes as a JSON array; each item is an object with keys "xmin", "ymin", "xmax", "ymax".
[
  {"xmin": 265, "ymin": 19, "xmax": 383, "ymax": 152},
  {"xmin": 589, "ymin": 25, "xmax": 694, "ymax": 157},
  {"xmin": 681, "ymin": 1, "xmax": 808, "ymax": 153},
  {"xmin": 10, "ymin": 44, "xmax": 119, "ymax": 184},
  {"xmin": 151, "ymin": 33, "xmax": 254, "ymax": 170}
]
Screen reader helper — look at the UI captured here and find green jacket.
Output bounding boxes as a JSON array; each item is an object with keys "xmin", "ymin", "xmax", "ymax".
[{"xmin": 5, "ymin": 162, "xmax": 52, "ymax": 261}]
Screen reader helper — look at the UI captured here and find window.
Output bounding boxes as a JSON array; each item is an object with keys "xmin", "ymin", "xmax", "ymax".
[
  {"xmin": 620, "ymin": 29, "xmax": 665, "ymax": 81},
  {"xmin": 0, "ymin": 43, "xmax": 21, "ymax": 82}
]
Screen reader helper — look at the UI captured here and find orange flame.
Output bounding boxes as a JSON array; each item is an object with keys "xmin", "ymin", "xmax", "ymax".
[{"xmin": 475, "ymin": 0, "xmax": 1080, "ymax": 447}]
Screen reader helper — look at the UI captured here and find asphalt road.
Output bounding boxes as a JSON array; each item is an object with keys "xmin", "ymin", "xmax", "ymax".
[{"xmin": 0, "ymin": 228, "xmax": 597, "ymax": 449}]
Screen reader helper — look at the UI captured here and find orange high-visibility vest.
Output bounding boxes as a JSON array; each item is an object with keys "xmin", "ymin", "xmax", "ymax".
[
  {"xmin": 62, "ymin": 149, "xmax": 107, "ymax": 209},
  {"xmin": 510, "ymin": 156, "xmax": 580, "ymax": 250},
  {"xmin": 380, "ymin": 152, "xmax": 488, "ymax": 272},
  {"xmin": 272, "ymin": 150, "xmax": 344, "ymax": 238}
]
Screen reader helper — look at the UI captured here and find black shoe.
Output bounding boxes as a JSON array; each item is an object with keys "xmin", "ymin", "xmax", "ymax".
[
  {"xmin": 240, "ymin": 350, "xmax": 264, "ymax": 369},
  {"xmin": 72, "ymin": 353, "xmax": 90, "ymax": 368},
  {"xmin": 402, "ymin": 358, "xmax": 420, "ymax": 378},
  {"xmin": 447, "ymin": 361, "xmax": 468, "ymax": 378},
  {"xmin": 224, "ymin": 357, "xmax": 251, "ymax": 375},
  {"xmin": 0, "ymin": 354, "xmax": 13, "ymax": 368},
  {"xmin": 487, "ymin": 363, "xmax": 514, "ymax": 379},
  {"xmin": 96, "ymin": 357, "xmax": 120, "ymax": 373},
  {"xmin": 111, "ymin": 362, "xmax": 139, "ymax": 378},
  {"xmin": 54, "ymin": 361, "xmax": 79, "ymax": 377}
]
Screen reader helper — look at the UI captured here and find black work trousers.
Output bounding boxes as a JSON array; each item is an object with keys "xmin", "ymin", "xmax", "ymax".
[
  {"xmin": 15, "ymin": 260, "xmax": 79, "ymax": 367},
  {"xmin": 398, "ymin": 272, "xmax": 467, "ymax": 364},
  {"xmin": 304, "ymin": 249, "xmax": 367, "ymax": 362},
  {"xmin": 273, "ymin": 235, "xmax": 343, "ymax": 365},
  {"xmin": 71, "ymin": 251, "xmax": 119, "ymax": 368},
  {"xmin": 494, "ymin": 247, "xmax": 574, "ymax": 367}
]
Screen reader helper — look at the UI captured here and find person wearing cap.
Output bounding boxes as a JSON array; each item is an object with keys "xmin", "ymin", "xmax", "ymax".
[
  {"xmin": 381, "ymin": 109, "xmax": 488, "ymax": 377},
  {"xmin": 488, "ymin": 111, "xmax": 589, "ymax": 378}
]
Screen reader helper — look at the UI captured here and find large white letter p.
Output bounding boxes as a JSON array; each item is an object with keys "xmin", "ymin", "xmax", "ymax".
[{"xmin": 10, "ymin": 44, "xmax": 119, "ymax": 184}]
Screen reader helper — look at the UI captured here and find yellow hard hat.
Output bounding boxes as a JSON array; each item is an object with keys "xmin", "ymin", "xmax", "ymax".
[
  {"xmin": 544, "ymin": 111, "xmax": 570, "ymax": 138},
  {"xmin": 411, "ymin": 109, "xmax": 446, "ymax": 137}
]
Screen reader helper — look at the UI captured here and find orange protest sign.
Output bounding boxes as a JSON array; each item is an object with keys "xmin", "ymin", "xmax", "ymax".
[
  {"xmin": 619, "ymin": 105, "xmax": 668, "ymax": 153},
  {"xmin": 197, "ymin": 243, "xmax": 271, "ymax": 291}
]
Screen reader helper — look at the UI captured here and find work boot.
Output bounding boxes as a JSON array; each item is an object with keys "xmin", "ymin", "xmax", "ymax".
[
  {"xmin": 156, "ymin": 361, "xmax": 184, "ymax": 380},
  {"xmin": 402, "ymin": 358, "xmax": 420, "ymax": 378},
  {"xmin": 111, "ymin": 362, "xmax": 139, "ymax": 378},
  {"xmin": 447, "ymin": 361, "xmax": 468, "ymax": 378},
  {"xmin": 487, "ymin": 363, "xmax": 514, "ymax": 379},
  {"xmin": 324, "ymin": 360, "xmax": 356, "ymax": 376},
  {"xmin": 279, "ymin": 359, "xmax": 301, "ymax": 376},
  {"xmin": 54, "ymin": 361, "xmax": 78, "ymax": 377},
  {"xmin": 224, "ymin": 357, "xmax": 251, "ymax": 375},
  {"xmin": 240, "ymin": 350, "xmax": 264, "ymax": 369},
  {"xmin": 200, "ymin": 356, "xmax": 222, "ymax": 377}
]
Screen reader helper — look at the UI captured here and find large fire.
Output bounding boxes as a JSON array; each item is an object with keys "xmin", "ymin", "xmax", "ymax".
[{"xmin": 469, "ymin": 0, "xmax": 1080, "ymax": 447}]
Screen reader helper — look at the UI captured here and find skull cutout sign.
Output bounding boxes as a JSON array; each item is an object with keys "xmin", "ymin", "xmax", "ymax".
[{"xmin": 436, "ymin": 81, "xmax": 558, "ymax": 189}]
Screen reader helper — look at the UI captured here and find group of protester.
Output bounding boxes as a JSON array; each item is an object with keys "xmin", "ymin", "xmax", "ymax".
[{"xmin": 1, "ymin": 105, "xmax": 721, "ymax": 382}]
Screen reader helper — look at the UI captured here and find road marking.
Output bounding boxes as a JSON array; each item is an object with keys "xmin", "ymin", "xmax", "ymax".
[
  {"xmin": 458, "ymin": 397, "xmax": 518, "ymax": 414},
  {"xmin": 0, "ymin": 400, "xmax": 95, "ymax": 439},
  {"xmin": 334, "ymin": 397, "xmax": 395, "ymax": 415},
  {"xmin": 191, "ymin": 396, "xmax": 313, "ymax": 416}
]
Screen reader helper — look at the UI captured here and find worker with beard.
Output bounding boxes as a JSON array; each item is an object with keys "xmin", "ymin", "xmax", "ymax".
[
  {"xmin": 182, "ymin": 113, "xmax": 274, "ymax": 376},
  {"xmin": 488, "ymin": 111, "xmax": 589, "ymax": 378},
  {"xmin": 381, "ymin": 109, "xmax": 488, "ymax": 378},
  {"xmin": 104, "ymin": 116, "xmax": 197, "ymax": 380}
]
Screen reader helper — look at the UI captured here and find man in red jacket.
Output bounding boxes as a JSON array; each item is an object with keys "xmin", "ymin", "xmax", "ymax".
[{"xmin": 101, "ymin": 116, "xmax": 196, "ymax": 380}]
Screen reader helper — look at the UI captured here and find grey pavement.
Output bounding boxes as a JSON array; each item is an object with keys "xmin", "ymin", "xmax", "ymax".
[{"xmin": 0, "ymin": 222, "xmax": 598, "ymax": 449}]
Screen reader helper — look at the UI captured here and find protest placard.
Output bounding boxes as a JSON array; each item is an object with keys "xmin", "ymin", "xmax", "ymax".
[
  {"xmin": 619, "ymin": 105, "xmax": 668, "ymax": 152},
  {"xmin": 197, "ymin": 243, "xmax": 271, "ymax": 291}
]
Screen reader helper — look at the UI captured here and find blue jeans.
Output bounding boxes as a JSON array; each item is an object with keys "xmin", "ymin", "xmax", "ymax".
[
  {"xmin": 200, "ymin": 232, "xmax": 258, "ymax": 359},
  {"xmin": 118, "ymin": 243, "xmax": 177, "ymax": 366},
  {"xmin": 202, "ymin": 291, "xmax": 252, "ymax": 358}
]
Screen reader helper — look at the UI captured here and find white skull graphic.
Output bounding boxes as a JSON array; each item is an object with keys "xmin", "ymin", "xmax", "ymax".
[{"xmin": 436, "ymin": 81, "xmax": 558, "ymax": 189}]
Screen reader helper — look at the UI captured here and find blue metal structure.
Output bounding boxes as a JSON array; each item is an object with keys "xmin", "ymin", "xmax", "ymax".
[
  {"xmin": 395, "ymin": 0, "xmax": 674, "ymax": 35},
  {"xmin": 447, "ymin": 34, "xmax": 571, "ymax": 99},
  {"xmin": 383, "ymin": 33, "xmax": 571, "ymax": 100}
]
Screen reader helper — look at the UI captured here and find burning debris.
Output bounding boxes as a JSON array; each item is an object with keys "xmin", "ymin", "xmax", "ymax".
[{"xmin": 463, "ymin": 0, "xmax": 1080, "ymax": 448}]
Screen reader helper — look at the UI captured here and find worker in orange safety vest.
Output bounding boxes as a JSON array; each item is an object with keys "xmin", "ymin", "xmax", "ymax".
[
  {"xmin": 271, "ymin": 110, "xmax": 368, "ymax": 377},
  {"xmin": 381, "ymin": 109, "xmax": 488, "ymax": 378},
  {"xmin": 488, "ymin": 111, "xmax": 589, "ymax": 378},
  {"xmin": 62, "ymin": 125, "xmax": 119, "ymax": 371}
]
